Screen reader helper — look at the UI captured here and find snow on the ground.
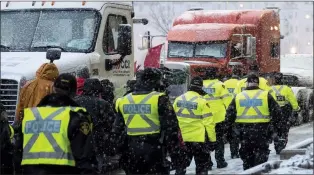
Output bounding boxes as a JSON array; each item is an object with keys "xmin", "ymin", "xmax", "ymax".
[
  {"xmin": 181, "ymin": 122, "xmax": 314, "ymax": 174},
  {"xmin": 113, "ymin": 123, "xmax": 313, "ymax": 175},
  {"xmin": 267, "ymin": 143, "xmax": 313, "ymax": 174}
]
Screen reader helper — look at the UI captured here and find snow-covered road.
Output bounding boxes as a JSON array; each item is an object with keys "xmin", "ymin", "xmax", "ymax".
[
  {"xmin": 112, "ymin": 123, "xmax": 313, "ymax": 174},
  {"xmin": 183, "ymin": 122, "xmax": 314, "ymax": 174}
]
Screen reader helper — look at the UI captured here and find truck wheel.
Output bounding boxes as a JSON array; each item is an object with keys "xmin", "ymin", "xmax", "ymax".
[
  {"xmin": 294, "ymin": 111, "xmax": 304, "ymax": 126},
  {"xmin": 294, "ymin": 91, "xmax": 306, "ymax": 126},
  {"xmin": 304, "ymin": 91, "xmax": 313, "ymax": 122}
]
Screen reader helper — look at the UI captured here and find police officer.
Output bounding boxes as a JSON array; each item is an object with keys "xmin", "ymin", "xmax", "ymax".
[
  {"xmin": 270, "ymin": 72, "xmax": 300, "ymax": 154},
  {"xmin": 16, "ymin": 74, "xmax": 96, "ymax": 174},
  {"xmin": 225, "ymin": 74, "xmax": 284, "ymax": 170},
  {"xmin": 110, "ymin": 67, "xmax": 182, "ymax": 174},
  {"xmin": 236, "ymin": 64, "xmax": 271, "ymax": 93},
  {"xmin": 203, "ymin": 68, "xmax": 231, "ymax": 168},
  {"xmin": 223, "ymin": 67, "xmax": 242, "ymax": 159},
  {"xmin": 0, "ymin": 103, "xmax": 14, "ymax": 174},
  {"xmin": 173, "ymin": 77, "xmax": 216, "ymax": 174}
]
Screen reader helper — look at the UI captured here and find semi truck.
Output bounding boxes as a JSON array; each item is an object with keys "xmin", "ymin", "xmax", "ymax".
[
  {"xmin": 0, "ymin": 1, "xmax": 149, "ymax": 124},
  {"xmin": 140, "ymin": 8, "xmax": 313, "ymax": 125}
]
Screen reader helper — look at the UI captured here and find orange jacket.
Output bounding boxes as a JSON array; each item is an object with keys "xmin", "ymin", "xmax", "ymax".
[{"xmin": 15, "ymin": 63, "xmax": 59, "ymax": 121}]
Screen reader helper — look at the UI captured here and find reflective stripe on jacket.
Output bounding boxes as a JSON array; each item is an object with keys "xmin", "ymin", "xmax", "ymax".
[
  {"xmin": 235, "ymin": 89, "xmax": 270, "ymax": 123},
  {"xmin": 119, "ymin": 91, "xmax": 163, "ymax": 136},
  {"xmin": 203, "ymin": 79, "xmax": 231, "ymax": 123},
  {"xmin": 22, "ymin": 107, "xmax": 86, "ymax": 166},
  {"xmin": 173, "ymin": 91, "xmax": 216, "ymax": 142},
  {"xmin": 270, "ymin": 85, "xmax": 300, "ymax": 110}
]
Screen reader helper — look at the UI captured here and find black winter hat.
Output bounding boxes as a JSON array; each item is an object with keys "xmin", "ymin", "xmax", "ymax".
[
  {"xmin": 249, "ymin": 64, "xmax": 259, "ymax": 72},
  {"xmin": 140, "ymin": 67, "xmax": 162, "ymax": 82},
  {"xmin": 190, "ymin": 76, "xmax": 203, "ymax": 87},
  {"xmin": 76, "ymin": 66, "xmax": 90, "ymax": 79},
  {"xmin": 247, "ymin": 73, "xmax": 259, "ymax": 84},
  {"xmin": 83, "ymin": 78, "xmax": 103, "ymax": 95},
  {"xmin": 205, "ymin": 67, "xmax": 218, "ymax": 77},
  {"xmin": 54, "ymin": 73, "xmax": 77, "ymax": 95}
]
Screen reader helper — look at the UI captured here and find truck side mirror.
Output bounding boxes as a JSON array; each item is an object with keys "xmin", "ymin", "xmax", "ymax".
[
  {"xmin": 246, "ymin": 37, "xmax": 256, "ymax": 59},
  {"xmin": 46, "ymin": 48, "xmax": 61, "ymax": 63},
  {"xmin": 117, "ymin": 24, "xmax": 132, "ymax": 56},
  {"xmin": 139, "ymin": 31, "xmax": 150, "ymax": 50}
]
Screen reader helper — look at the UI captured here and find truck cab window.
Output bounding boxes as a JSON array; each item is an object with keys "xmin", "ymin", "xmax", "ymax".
[
  {"xmin": 103, "ymin": 14, "xmax": 127, "ymax": 54},
  {"xmin": 1, "ymin": 10, "xmax": 100, "ymax": 52},
  {"xmin": 270, "ymin": 43, "xmax": 280, "ymax": 58}
]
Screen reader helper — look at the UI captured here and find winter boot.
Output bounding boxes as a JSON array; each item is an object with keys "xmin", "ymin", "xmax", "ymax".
[{"xmin": 217, "ymin": 161, "xmax": 228, "ymax": 169}]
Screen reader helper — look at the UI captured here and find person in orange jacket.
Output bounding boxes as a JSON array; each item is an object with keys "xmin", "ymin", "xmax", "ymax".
[{"xmin": 15, "ymin": 63, "xmax": 59, "ymax": 122}]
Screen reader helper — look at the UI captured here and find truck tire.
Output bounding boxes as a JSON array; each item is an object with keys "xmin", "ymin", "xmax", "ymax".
[
  {"xmin": 304, "ymin": 91, "xmax": 313, "ymax": 123},
  {"xmin": 294, "ymin": 90, "xmax": 306, "ymax": 126}
]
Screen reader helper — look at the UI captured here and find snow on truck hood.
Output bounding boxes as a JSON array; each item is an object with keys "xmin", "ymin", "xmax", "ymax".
[{"xmin": 1, "ymin": 52, "xmax": 92, "ymax": 80}]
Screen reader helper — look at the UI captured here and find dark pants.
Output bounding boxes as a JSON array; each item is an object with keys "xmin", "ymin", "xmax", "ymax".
[
  {"xmin": 214, "ymin": 122, "xmax": 226, "ymax": 164},
  {"xmin": 239, "ymin": 139, "xmax": 270, "ymax": 170},
  {"xmin": 175, "ymin": 142, "xmax": 212, "ymax": 175},
  {"xmin": 274, "ymin": 105, "xmax": 292, "ymax": 153},
  {"xmin": 226, "ymin": 125, "xmax": 240, "ymax": 157},
  {"xmin": 122, "ymin": 138, "xmax": 168, "ymax": 175}
]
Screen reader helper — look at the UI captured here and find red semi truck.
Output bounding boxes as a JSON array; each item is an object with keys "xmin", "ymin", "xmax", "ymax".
[{"xmin": 140, "ymin": 8, "xmax": 313, "ymax": 125}]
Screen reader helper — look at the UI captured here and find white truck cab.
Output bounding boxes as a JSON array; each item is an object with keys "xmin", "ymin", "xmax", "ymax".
[{"xmin": 1, "ymin": 2, "xmax": 137, "ymax": 122}]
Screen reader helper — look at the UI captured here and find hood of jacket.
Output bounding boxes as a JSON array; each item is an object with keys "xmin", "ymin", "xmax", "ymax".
[{"xmin": 36, "ymin": 63, "xmax": 59, "ymax": 81}]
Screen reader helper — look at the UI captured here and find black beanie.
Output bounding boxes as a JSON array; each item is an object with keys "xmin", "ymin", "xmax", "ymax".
[
  {"xmin": 247, "ymin": 73, "xmax": 259, "ymax": 84},
  {"xmin": 190, "ymin": 76, "xmax": 203, "ymax": 88},
  {"xmin": 54, "ymin": 73, "xmax": 77, "ymax": 96}
]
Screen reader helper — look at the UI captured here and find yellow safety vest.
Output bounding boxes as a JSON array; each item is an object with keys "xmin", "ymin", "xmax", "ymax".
[
  {"xmin": 235, "ymin": 89, "xmax": 270, "ymax": 123},
  {"xmin": 21, "ymin": 106, "xmax": 86, "ymax": 166},
  {"xmin": 224, "ymin": 78, "xmax": 240, "ymax": 96},
  {"xmin": 173, "ymin": 91, "xmax": 216, "ymax": 142},
  {"xmin": 9, "ymin": 124, "xmax": 14, "ymax": 141},
  {"xmin": 115, "ymin": 98, "xmax": 122, "ymax": 113},
  {"xmin": 203, "ymin": 79, "xmax": 231, "ymax": 123},
  {"xmin": 236, "ymin": 77, "xmax": 270, "ymax": 94},
  {"xmin": 119, "ymin": 91, "xmax": 163, "ymax": 136},
  {"xmin": 270, "ymin": 85, "xmax": 300, "ymax": 110}
]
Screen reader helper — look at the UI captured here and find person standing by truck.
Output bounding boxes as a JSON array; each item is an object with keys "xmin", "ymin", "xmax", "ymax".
[
  {"xmin": 110, "ymin": 68, "xmax": 183, "ymax": 174},
  {"xmin": 74, "ymin": 78, "xmax": 116, "ymax": 173},
  {"xmin": 15, "ymin": 62, "xmax": 59, "ymax": 122},
  {"xmin": 203, "ymin": 68, "xmax": 231, "ymax": 169},
  {"xmin": 173, "ymin": 76, "xmax": 216, "ymax": 174},
  {"xmin": 270, "ymin": 72, "xmax": 300, "ymax": 154},
  {"xmin": 223, "ymin": 67, "xmax": 242, "ymax": 159},
  {"xmin": 15, "ymin": 74, "xmax": 96, "ymax": 174},
  {"xmin": 0, "ymin": 103, "xmax": 14, "ymax": 174},
  {"xmin": 225, "ymin": 74, "xmax": 284, "ymax": 170},
  {"xmin": 235, "ymin": 64, "xmax": 270, "ymax": 93}
]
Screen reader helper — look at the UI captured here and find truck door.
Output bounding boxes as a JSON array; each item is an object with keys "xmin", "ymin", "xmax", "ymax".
[{"xmin": 92, "ymin": 4, "xmax": 134, "ymax": 96}]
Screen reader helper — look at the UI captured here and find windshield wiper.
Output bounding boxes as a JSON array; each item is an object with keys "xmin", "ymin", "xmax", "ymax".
[
  {"xmin": 195, "ymin": 55, "xmax": 218, "ymax": 58},
  {"xmin": 31, "ymin": 45, "xmax": 68, "ymax": 52},
  {"xmin": 0, "ymin": 44, "xmax": 10, "ymax": 50}
]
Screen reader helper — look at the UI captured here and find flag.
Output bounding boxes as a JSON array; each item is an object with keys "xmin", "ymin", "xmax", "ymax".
[
  {"xmin": 144, "ymin": 44, "xmax": 163, "ymax": 68},
  {"xmin": 134, "ymin": 61, "xmax": 141, "ymax": 74}
]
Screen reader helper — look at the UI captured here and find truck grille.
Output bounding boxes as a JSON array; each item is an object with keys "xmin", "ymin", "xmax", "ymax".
[{"xmin": 0, "ymin": 79, "xmax": 19, "ymax": 123}]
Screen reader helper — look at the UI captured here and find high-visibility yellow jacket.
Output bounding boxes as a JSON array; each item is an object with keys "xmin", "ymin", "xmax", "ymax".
[
  {"xmin": 173, "ymin": 91, "xmax": 216, "ymax": 142},
  {"xmin": 235, "ymin": 89, "xmax": 270, "ymax": 123},
  {"xmin": 22, "ymin": 107, "xmax": 86, "ymax": 166},
  {"xmin": 270, "ymin": 85, "xmax": 300, "ymax": 111},
  {"xmin": 118, "ymin": 91, "xmax": 164, "ymax": 136},
  {"xmin": 224, "ymin": 78, "xmax": 240, "ymax": 108},
  {"xmin": 235, "ymin": 77, "xmax": 271, "ymax": 94},
  {"xmin": 203, "ymin": 79, "xmax": 232, "ymax": 123}
]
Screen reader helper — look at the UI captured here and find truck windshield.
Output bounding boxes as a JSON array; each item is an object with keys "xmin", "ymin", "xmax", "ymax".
[
  {"xmin": 168, "ymin": 41, "xmax": 228, "ymax": 59},
  {"xmin": 1, "ymin": 10, "xmax": 100, "ymax": 52}
]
